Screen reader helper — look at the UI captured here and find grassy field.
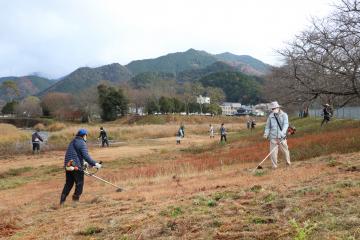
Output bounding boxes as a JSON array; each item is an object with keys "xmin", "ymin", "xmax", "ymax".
[
  {"xmin": 0, "ymin": 117, "xmax": 359, "ymax": 239},
  {"xmin": 0, "ymin": 115, "xmax": 256, "ymax": 155}
]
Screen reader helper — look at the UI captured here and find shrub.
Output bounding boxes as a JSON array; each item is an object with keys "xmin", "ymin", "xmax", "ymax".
[
  {"xmin": 33, "ymin": 123, "xmax": 46, "ymax": 131},
  {"xmin": 46, "ymin": 122, "xmax": 66, "ymax": 132}
]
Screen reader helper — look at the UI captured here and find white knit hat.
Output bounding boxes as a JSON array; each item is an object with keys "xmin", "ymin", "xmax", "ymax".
[{"xmin": 270, "ymin": 101, "xmax": 281, "ymax": 109}]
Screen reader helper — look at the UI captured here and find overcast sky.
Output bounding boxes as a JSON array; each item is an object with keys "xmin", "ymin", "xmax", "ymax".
[{"xmin": 0, "ymin": 0, "xmax": 335, "ymax": 78}]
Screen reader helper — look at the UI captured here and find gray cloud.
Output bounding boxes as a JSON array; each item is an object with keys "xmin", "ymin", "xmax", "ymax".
[{"xmin": 0, "ymin": 0, "xmax": 334, "ymax": 78}]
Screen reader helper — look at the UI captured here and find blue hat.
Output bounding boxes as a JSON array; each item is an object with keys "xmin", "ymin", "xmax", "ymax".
[{"xmin": 76, "ymin": 128, "xmax": 88, "ymax": 136}]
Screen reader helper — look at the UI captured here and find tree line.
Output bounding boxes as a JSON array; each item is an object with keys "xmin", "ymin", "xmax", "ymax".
[{"xmin": 1, "ymin": 81, "xmax": 222, "ymax": 122}]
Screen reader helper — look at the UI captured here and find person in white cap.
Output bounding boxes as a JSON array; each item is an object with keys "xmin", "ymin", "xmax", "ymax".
[
  {"xmin": 263, "ymin": 101, "xmax": 291, "ymax": 168},
  {"xmin": 321, "ymin": 103, "xmax": 332, "ymax": 126}
]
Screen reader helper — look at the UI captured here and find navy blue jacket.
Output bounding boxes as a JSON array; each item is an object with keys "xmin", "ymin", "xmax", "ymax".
[{"xmin": 64, "ymin": 137, "xmax": 97, "ymax": 171}]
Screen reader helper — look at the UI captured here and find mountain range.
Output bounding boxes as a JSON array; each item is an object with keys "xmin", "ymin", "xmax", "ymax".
[
  {"xmin": 0, "ymin": 49, "xmax": 271, "ymax": 101},
  {"xmin": 0, "ymin": 75, "xmax": 54, "ymax": 101}
]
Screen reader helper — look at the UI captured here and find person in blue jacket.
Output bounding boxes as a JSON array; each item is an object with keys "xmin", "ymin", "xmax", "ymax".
[{"xmin": 60, "ymin": 129, "xmax": 102, "ymax": 205}]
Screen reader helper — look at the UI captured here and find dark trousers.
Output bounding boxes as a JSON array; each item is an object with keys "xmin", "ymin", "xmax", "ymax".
[
  {"xmin": 220, "ymin": 134, "xmax": 227, "ymax": 142},
  {"xmin": 321, "ymin": 116, "xmax": 330, "ymax": 126},
  {"xmin": 32, "ymin": 143, "xmax": 40, "ymax": 152},
  {"xmin": 60, "ymin": 171, "xmax": 84, "ymax": 204},
  {"xmin": 101, "ymin": 138, "xmax": 109, "ymax": 147}
]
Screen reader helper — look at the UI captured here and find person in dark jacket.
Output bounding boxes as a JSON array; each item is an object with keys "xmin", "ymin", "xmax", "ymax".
[
  {"xmin": 32, "ymin": 129, "xmax": 43, "ymax": 154},
  {"xmin": 60, "ymin": 129, "xmax": 102, "ymax": 205},
  {"xmin": 251, "ymin": 119, "xmax": 256, "ymax": 131},
  {"xmin": 220, "ymin": 123, "xmax": 227, "ymax": 143},
  {"xmin": 98, "ymin": 127, "xmax": 109, "ymax": 147},
  {"xmin": 321, "ymin": 103, "xmax": 333, "ymax": 126}
]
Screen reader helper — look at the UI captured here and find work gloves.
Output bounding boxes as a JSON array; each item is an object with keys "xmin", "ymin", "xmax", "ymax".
[
  {"xmin": 95, "ymin": 163, "xmax": 102, "ymax": 169},
  {"xmin": 263, "ymin": 134, "xmax": 268, "ymax": 139},
  {"xmin": 83, "ymin": 162, "xmax": 89, "ymax": 169}
]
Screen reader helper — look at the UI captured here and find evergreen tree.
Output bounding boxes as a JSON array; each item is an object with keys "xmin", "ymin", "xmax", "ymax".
[
  {"xmin": 97, "ymin": 84, "xmax": 128, "ymax": 121},
  {"xmin": 1, "ymin": 101, "xmax": 18, "ymax": 114},
  {"xmin": 145, "ymin": 97, "xmax": 160, "ymax": 114},
  {"xmin": 159, "ymin": 96, "xmax": 175, "ymax": 113}
]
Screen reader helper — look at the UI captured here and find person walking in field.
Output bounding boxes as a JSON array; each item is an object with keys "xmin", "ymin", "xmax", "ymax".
[
  {"xmin": 32, "ymin": 128, "xmax": 43, "ymax": 154},
  {"xmin": 263, "ymin": 101, "xmax": 291, "ymax": 169},
  {"xmin": 60, "ymin": 129, "xmax": 102, "ymax": 205},
  {"xmin": 176, "ymin": 125, "xmax": 184, "ymax": 144},
  {"xmin": 209, "ymin": 124, "xmax": 215, "ymax": 138},
  {"xmin": 220, "ymin": 123, "xmax": 227, "ymax": 143},
  {"xmin": 98, "ymin": 127, "xmax": 109, "ymax": 147},
  {"xmin": 180, "ymin": 123, "xmax": 185, "ymax": 137},
  {"xmin": 321, "ymin": 103, "xmax": 333, "ymax": 126},
  {"xmin": 251, "ymin": 119, "xmax": 256, "ymax": 131}
]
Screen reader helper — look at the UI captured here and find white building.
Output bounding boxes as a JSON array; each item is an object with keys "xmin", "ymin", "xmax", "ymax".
[
  {"xmin": 128, "ymin": 106, "xmax": 145, "ymax": 115},
  {"xmin": 197, "ymin": 95, "xmax": 210, "ymax": 104},
  {"xmin": 220, "ymin": 102, "xmax": 242, "ymax": 115}
]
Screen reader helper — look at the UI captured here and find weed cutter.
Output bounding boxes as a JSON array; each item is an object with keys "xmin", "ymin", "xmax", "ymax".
[
  {"xmin": 253, "ymin": 139, "xmax": 284, "ymax": 172},
  {"xmin": 83, "ymin": 161, "xmax": 124, "ymax": 192}
]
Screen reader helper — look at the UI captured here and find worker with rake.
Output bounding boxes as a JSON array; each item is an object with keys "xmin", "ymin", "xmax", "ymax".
[{"xmin": 263, "ymin": 101, "xmax": 291, "ymax": 169}]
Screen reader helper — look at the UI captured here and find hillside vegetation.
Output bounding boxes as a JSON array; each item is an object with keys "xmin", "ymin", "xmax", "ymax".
[
  {"xmin": 0, "ymin": 75, "xmax": 54, "ymax": 101},
  {"xmin": 39, "ymin": 63, "xmax": 132, "ymax": 95}
]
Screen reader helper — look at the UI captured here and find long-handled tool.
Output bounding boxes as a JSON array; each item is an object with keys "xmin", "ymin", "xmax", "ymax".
[
  {"xmin": 253, "ymin": 139, "xmax": 284, "ymax": 172},
  {"xmin": 83, "ymin": 162, "xmax": 124, "ymax": 192}
]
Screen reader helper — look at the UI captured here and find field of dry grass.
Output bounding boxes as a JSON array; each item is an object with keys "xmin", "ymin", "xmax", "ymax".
[
  {"xmin": 0, "ymin": 117, "xmax": 359, "ymax": 239},
  {"xmin": 0, "ymin": 115, "xmax": 255, "ymax": 155}
]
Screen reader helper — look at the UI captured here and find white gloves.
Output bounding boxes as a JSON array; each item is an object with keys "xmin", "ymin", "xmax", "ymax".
[
  {"xmin": 66, "ymin": 166, "xmax": 75, "ymax": 171},
  {"xmin": 95, "ymin": 163, "xmax": 102, "ymax": 169},
  {"xmin": 263, "ymin": 134, "xmax": 268, "ymax": 139},
  {"xmin": 83, "ymin": 162, "xmax": 89, "ymax": 169}
]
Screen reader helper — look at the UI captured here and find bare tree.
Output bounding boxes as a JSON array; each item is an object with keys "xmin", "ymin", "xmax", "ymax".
[
  {"xmin": 268, "ymin": 0, "xmax": 360, "ymax": 108},
  {"xmin": 15, "ymin": 96, "xmax": 42, "ymax": 117},
  {"xmin": 40, "ymin": 92, "xmax": 74, "ymax": 118},
  {"xmin": 75, "ymin": 86, "xmax": 101, "ymax": 122}
]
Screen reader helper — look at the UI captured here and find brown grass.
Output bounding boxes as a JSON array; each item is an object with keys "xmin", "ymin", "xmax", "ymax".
[
  {"xmin": 1, "ymin": 118, "xmax": 360, "ymax": 239},
  {"xmin": 46, "ymin": 122, "xmax": 66, "ymax": 132},
  {"xmin": 33, "ymin": 123, "xmax": 46, "ymax": 131},
  {"xmin": 0, "ymin": 211, "xmax": 21, "ymax": 238}
]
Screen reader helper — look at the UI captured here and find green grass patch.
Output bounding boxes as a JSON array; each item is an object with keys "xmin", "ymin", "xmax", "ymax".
[
  {"xmin": 212, "ymin": 191, "xmax": 243, "ymax": 201},
  {"xmin": 160, "ymin": 206, "xmax": 184, "ymax": 218},
  {"xmin": 263, "ymin": 193, "xmax": 276, "ymax": 203},
  {"xmin": 181, "ymin": 142, "xmax": 218, "ymax": 154},
  {"xmin": 207, "ymin": 199, "xmax": 217, "ymax": 207},
  {"xmin": 251, "ymin": 216, "xmax": 272, "ymax": 224},
  {"xmin": 290, "ymin": 219, "xmax": 317, "ymax": 240},
  {"xmin": 294, "ymin": 187, "xmax": 319, "ymax": 196},
  {"xmin": 336, "ymin": 180, "xmax": 360, "ymax": 188},
  {"xmin": 77, "ymin": 226, "xmax": 103, "ymax": 236},
  {"xmin": 0, "ymin": 167, "xmax": 33, "ymax": 179},
  {"xmin": 253, "ymin": 169, "xmax": 266, "ymax": 177},
  {"xmin": 0, "ymin": 178, "xmax": 28, "ymax": 190}
]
